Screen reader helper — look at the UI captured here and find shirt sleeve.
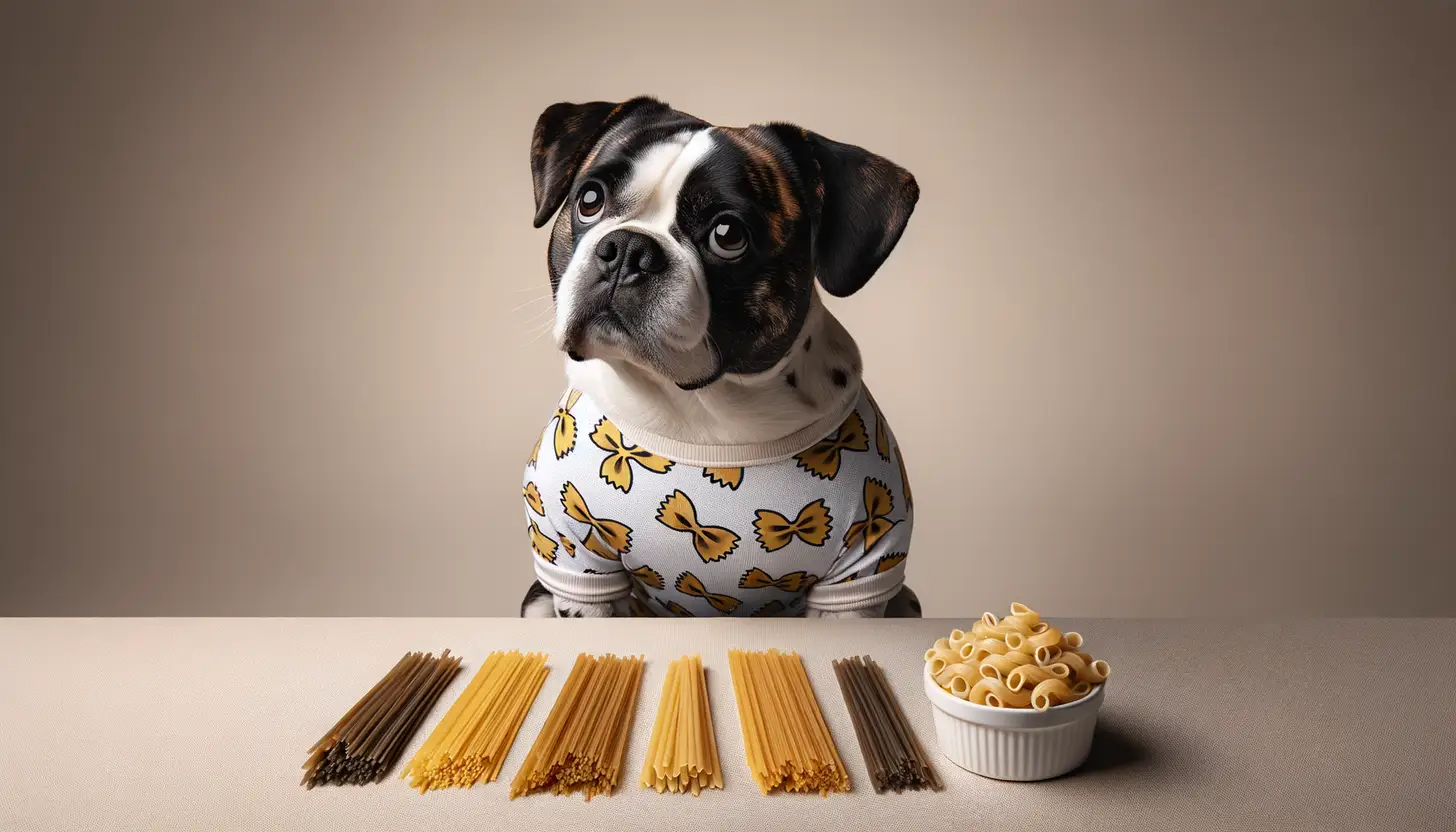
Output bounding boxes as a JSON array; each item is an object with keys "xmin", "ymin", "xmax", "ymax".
[
  {"xmin": 805, "ymin": 439, "xmax": 914, "ymax": 615},
  {"xmin": 523, "ymin": 465, "xmax": 632, "ymax": 609}
]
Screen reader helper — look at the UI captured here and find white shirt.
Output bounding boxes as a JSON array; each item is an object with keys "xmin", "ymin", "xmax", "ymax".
[{"xmin": 522, "ymin": 384, "xmax": 913, "ymax": 617}]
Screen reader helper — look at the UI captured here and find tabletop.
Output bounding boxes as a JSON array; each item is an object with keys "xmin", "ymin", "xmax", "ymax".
[{"xmin": 2, "ymin": 617, "xmax": 1452, "ymax": 832}]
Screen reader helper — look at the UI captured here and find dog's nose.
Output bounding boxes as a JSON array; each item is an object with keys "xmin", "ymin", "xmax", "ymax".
[{"xmin": 595, "ymin": 229, "xmax": 666, "ymax": 283}]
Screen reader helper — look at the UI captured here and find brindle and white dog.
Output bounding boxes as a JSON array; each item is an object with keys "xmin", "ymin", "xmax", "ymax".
[{"xmin": 520, "ymin": 97, "xmax": 921, "ymax": 620}]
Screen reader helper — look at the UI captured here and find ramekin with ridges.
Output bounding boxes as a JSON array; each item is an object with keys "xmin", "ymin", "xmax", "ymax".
[{"xmin": 923, "ymin": 664, "xmax": 1104, "ymax": 781}]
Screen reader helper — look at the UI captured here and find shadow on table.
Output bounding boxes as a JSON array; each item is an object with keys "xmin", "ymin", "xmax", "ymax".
[{"xmin": 1074, "ymin": 720, "xmax": 1152, "ymax": 776}]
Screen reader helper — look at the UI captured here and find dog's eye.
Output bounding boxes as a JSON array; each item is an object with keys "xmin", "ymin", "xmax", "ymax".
[
  {"xmin": 708, "ymin": 217, "xmax": 749, "ymax": 259},
  {"xmin": 575, "ymin": 181, "xmax": 606, "ymax": 223}
]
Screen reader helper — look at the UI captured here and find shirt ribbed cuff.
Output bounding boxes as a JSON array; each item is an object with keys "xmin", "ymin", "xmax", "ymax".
[
  {"xmin": 805, "ymin": 564, "xmax": 906, "ymax": 614},
  {"xmin": 533, "ymin": 561, "xmax": 631, "ymax": 605}
]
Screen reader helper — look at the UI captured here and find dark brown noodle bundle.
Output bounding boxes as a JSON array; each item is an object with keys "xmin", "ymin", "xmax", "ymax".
[
  {"xmin": 832, "ymin": 655, "xmax": 942, "ymax": 793},
  {"xmin": 302, "ymin": 650, "xmax": 462, "ymax": 787}
]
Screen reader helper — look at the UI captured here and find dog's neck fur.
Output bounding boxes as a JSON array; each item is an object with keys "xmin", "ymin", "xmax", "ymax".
[{"xmin": 564, "ymin": 292, "xmax": 862, "ymax": 448}]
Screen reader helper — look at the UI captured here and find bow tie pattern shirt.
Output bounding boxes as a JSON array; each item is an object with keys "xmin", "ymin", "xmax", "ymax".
[{"xmin": 522, "ymin": 385, "xmax": 913, "ymax": 617}]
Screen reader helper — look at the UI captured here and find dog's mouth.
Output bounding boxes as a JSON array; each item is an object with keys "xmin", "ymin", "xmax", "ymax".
[{"xmin": 560, "ymin": 307, "xmax": 722, "ymax": 389}]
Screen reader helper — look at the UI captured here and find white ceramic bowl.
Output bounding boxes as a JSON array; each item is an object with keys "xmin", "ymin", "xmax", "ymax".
[{"xmin": 923, "ymin": 664, "xmax": 1104, "ymax": 781}]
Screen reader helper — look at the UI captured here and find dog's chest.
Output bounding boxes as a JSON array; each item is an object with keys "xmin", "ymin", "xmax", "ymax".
[{"xmin": 523, "ymin": 387, "xmax": 912, "ymax": 617}]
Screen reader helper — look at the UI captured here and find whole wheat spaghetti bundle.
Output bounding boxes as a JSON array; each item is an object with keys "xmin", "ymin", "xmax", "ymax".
[
  {"xmin": 401, "ymin": 651, "xmax": 549, "ymax": 791},
  {"xmin": 302, "ymin": 650, "xmax": 462, "ymax": 788},
  {"xmin": 639, "ymin": 654, "xmax": 723, "ymax": 795},
  {"xmin": 508, "ymin": 653, "xmax": 645, "ymax": 800},
  {"xmin": 833, "ymin": 655, "xmax": 941, "ymax": 793},
  {"xmin": 727, "ymin": 649, "xmax": 849, "ymax": 796}
]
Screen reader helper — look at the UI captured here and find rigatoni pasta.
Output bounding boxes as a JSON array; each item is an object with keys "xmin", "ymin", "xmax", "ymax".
[
  {"xmin": 640, "ymin": 655, "xmax": 723, "ymax": 795},
  {"xmin": 926, "ymin": 603, "xmax": 1112, "ymax": 711}
]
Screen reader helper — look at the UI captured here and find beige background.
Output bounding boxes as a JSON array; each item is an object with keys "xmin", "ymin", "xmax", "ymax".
[{"xmin": 2, "ymin": 1, "xmax": 1453, "ymax": 617}]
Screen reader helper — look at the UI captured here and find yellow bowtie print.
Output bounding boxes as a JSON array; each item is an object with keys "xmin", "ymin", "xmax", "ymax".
[
  {"xmin": 794, "ymin": 410, "xmax": 869, "ymax": 480},
  {"xmin": 527, "ymin": 519, "xmax": 557, "ymax": 564},
  {"xmin": 675, "ymin": 571, "xmax": 742, "ymax": 614},
  {"xmin": 655, "ymin": 490, "xmax": 739, "ymax": 563},
  {"xmin": 523, "ymin": 482, "xmax": 545, "ymax": 515},
  {"xmin": 630, "ymin": 564, "xmax": 665, "ymax": 590},
  {"xmin": 867, "ymin": 390, "xmax": 891, "ymax": 461},
  {"xmin": 843, "ymin": 477, "xmax": 902, "ymax": 553},
  {"xmin": 560, "ymin": 481, "xmax": 633, "ymax": 560},
  {"xmin": 895, "ymin": 445, "xmax": 913, "ymax": 511},
  {"xmin": 875, "ymin": 552, "xmax": 907, "ymax": 573},
  {"xmin": 738, "ymin": 567, "xmax": 817, "ymax": 593},
  {"xmin": 589, "ymin": 418, "xmax": 674, "ymax": 493},
  {"xmin": 703, "ymin": 467, "xmax": 743, "ymax": 490},
  {"xmin": 629, "ymin": 596, "xmax": 656, "ymax": 618},
  {"xmin": 551, "ymin": 389, "xmax": 582, "ymax": 459},
  {"xmin": 752, "ymin": 499, "xmax": 832, "ymax": 552},
  {"xmin": 527, "ymin": 430, "xmax": 543, "ymax": 468},
  {"xmin": 559, "ymin": 534, "xmax": 576, "ymax": 558},
  {"xmin": 750, "ymin": 600, "xmax": 787, "ymax": 617},
  {"xmin": 665, "ymin": 600, "xmax": 695, "ymax": 617}
]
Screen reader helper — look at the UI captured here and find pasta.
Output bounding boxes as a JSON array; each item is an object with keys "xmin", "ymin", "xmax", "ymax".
[
  {"xmin": 925, "ymin": 603, "xmax": 1113, "ymax": 711},
  {"xmin": 401, "ymin": 651, "xmax": 549, "ymax": 791},
  {"xmin": 639, "ymin": 654, "xmax": 723, "ymax": 795},
  {"xmin": 509, "ymin": 653, "xmax": 644, "ymax": 800},
  {"xmin": 302, "ymin": 650, "xmax": 462, "ymax": 788},
  {"xmin": 832, "ymin": 655, "xmax": 941, "ymax": 793},
  {"xmin": 727, "ymin": 648, "xmax": 850, "ymax": 795}
]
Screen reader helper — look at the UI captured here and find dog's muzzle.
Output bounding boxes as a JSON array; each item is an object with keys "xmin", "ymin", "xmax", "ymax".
[{"xmin": 562, "ymin": 229, "xmax": 674, "ymax": 360}]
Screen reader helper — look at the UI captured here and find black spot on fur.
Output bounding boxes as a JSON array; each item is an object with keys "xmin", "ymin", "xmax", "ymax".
[
  {"xmin": 786, "ymin": 372, "xmax": 797, "ymax": 388},
  {"xmin": 804, "ymin": 336, "xmax": 812, "ymax": 351},
  {"xmin": 831, "ymin": 368, "xmax": 848, "ymax": 388}
]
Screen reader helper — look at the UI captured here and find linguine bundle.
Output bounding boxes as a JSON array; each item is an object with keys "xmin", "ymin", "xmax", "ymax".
[
  {"xmin": 509, "ymin": 653, "xmax": 645, "ymax": 800},
  {"xmin": 640, "ymin": 654, "xmax": 724, "ymax": 795}
]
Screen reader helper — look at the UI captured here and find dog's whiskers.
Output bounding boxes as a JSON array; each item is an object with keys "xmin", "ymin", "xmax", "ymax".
[{"xmin": 510, "ymin": 295, "xmax": 554, "ymax": 314}]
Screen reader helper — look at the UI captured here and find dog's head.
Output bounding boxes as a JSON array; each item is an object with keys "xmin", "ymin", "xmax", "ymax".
[{"xmin": 531, "ymin": 97, "xmax": 918, "ymax": 390}]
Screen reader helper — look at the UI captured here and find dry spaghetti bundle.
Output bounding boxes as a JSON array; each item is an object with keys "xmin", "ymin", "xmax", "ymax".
[
  {"xmin": 302, "ymin": 650, "xmax": 462, "ymax": 788},
  {"xmin": 727, "ymin": 649, "xmax": 849, "ymax": 796},
  {"xmin": 401, "ymin": 651, "xmax": 549, "ymax": 791},
  {"xmin": 639, "ymin": 654, "xmax": 723, "ymax": 795},
  {"xmin": 833, "ymin": 655, "xmax": 941, "ymax": 793},
  {"xmin": 509, "ymin": 653, "xmax": 645, "ymax": 800}
]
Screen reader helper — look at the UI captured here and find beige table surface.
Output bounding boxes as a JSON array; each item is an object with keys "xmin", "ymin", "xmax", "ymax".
[{"xmin": 1, "ymin": 617, "xmax": 1452, "ymax": 832}]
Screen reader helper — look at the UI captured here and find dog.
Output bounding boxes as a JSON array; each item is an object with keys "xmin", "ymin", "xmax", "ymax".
[{"xmin": 518, "ymin": 97, "xmax": 920, "ymax": 620}]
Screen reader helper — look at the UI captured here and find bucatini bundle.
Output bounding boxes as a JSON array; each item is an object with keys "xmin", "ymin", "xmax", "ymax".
[
  {"xmin": 401, "ymin": 651, "xmax": 549, "ymax": 791},
  {"xmin": 302, "ymin": 650, "xmax": 461, "ymax": 787},
  {"xmin": 509, "ymin": 653, "xmax": 644, "ymax": 800}
]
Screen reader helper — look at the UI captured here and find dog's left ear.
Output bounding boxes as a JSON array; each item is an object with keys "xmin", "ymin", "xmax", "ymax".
[
  {"xmin": 530, "ymin": 97, "xmax": 666, "ymax": 228},
  {"xmin": 765, "ymin": 124, "xmax": 919, "ymax": 297}
]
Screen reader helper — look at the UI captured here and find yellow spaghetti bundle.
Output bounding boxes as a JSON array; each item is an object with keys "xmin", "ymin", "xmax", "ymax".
[
  {"xmin": 727, "ymin": 649, "xmax": 849, "ymax": 796},
  {"xmin": 401, "ymin": 651, "xmax": 549, "ymax": 791},
  {"xmin": 639, "ymin": 655, "xmax": 723, "ymax": 795},
  {"xmin": 509, "ymin": 653, "xmax": 645, "ymax": 800}
]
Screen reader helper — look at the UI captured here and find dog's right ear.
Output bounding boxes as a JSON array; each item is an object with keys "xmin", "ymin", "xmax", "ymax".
[{"xmin": 530, "ymin": 97, "xmax": 665, "ymax": 228}]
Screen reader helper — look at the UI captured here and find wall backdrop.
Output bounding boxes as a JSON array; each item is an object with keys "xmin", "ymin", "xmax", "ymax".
[{"xmin": 3, "ymin": 1, "xmax": 1453, "ymax": 616}]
